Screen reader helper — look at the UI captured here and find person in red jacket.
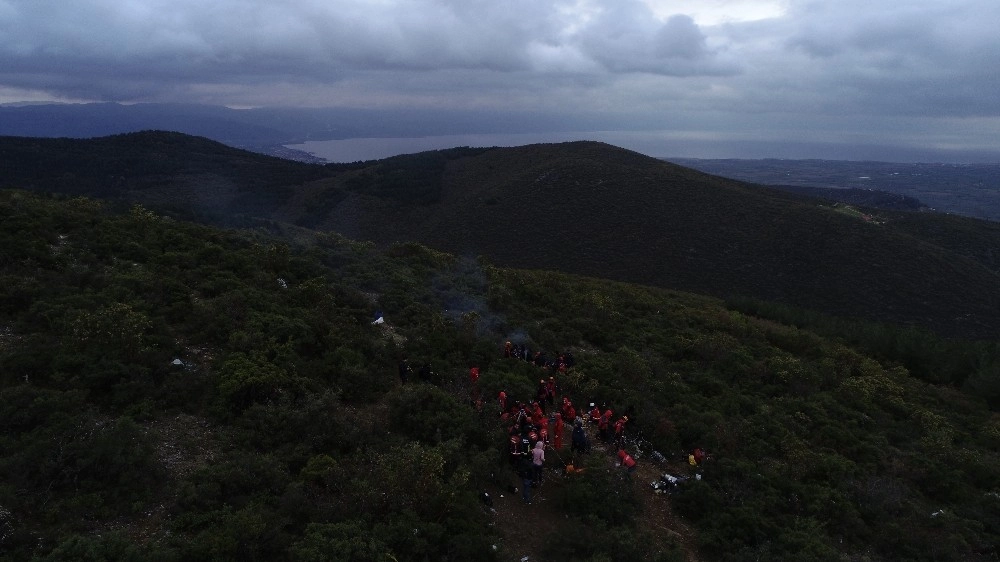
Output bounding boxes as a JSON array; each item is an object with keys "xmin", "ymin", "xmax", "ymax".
[
  {"xmin": 552, "ymin": 412, "xmax": 565, "ymax": 450},
  {"xmin": 600, "ymin": 409, "xmax": 613, "ymax": 443},
  {"xmin": 617, "ymin": 448, "xmax": 637, "ymax": 476},
  {"xmin": 532, "ymin": 402, "xmax": 546, "ymax": 428},
  {"xmin": 561, "ymin": 397, "xmax": 575, "ymax": 423},
  {"xmin": 545, "ymin": 376, "xmax": 557, "ymax": 405},
  {"xmin": 536, "ymin": 379, "xmax": 547, "ymax": 398},
  {"xmin": 614, "ymin": 415, "xmax": 628, "ymax": 447},
  {"xmin": 469, "ymin": 366, "xmax": 480, "ymax": 384},
  {"xmin": 693, "ymin": 447, "xmax": 706, "ymax": 465},
  {"xmin": 589, "ymin": 404, "xmax": 601, "ymax": 424},
  {"xmin": 498, "ymin": 390, "xmax": 507, "ymax": 413}
]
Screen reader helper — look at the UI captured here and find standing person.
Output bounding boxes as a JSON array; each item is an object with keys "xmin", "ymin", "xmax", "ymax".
[
  {"xmin": 498, "ymin": 390, "xmax": 507, "ymax": 414},
  {"xmin": 614, "ymin": 415, "xmax": 629, "ymax": 447},
  {"xmin": 561, "ymin": 397, "xmax": 576, "ymax": 424},
  {"xmin": 536, "ymin": 380, "xmax": 548, "ymax": 412},
  {"xmin": 601, "ymin": 408, "xmax": 613, "ymax": 443},
  {"xmin": 509, "ymin": 428, "xmax": 523, "ymax": 464},
  {"xmin": 398, "ymin": 358, "xmax": 411, "ymax": 385},
  {"xmin": 546, "ymin": 376, "xmax": 557, "ymax": 405},
  {"xmin": 532, "ymin": 401, "xmax": 546, "ymax": 427},
  {"xmin": 418, "ymin": 362, "xmax": 433, "ymax": 383},
  {"xmin": 571, "ymin": 420, "xmax": 588, "ymax": 454},
  {"xmin": 564, "ymin": 352, "xmax": 575, "ymax": 368},
  {"xmin": 469, "ymin": 366, "xmax": 480, "ymax": 384},
  {"xmin": 532, "ymin": 441, "xmax": 545, "ymax": 486},
  {"xmin": 519, "ymin": 458, "xmax": 534, "ymax": 504},
  {"xmin": 552, "ymin": 412, "xmax": 565, "ymax": 450}
]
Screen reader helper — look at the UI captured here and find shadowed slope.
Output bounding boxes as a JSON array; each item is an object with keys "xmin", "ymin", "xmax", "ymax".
[
  {"xmin": 2, "ymin": 134, "xmax": 998, "ymax": 338},
  {"xmin": 312, "ymin": 141, "xmax": 1000, "ymax": 339}
]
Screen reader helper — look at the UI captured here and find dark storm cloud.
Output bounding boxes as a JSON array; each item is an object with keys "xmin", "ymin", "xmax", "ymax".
[
  {"xmin": 0, "ymin": 0, "xmax": 733, "ymax": 103},
  {"xmin": 0, "ymin": 0, "xmax": 998, "ymax": 158},
  {"xmin": 574, "ymin": 1, "xmax": 736, "ymax": 76},
  {"xmin": 776, "ymin": 0, "xmax": 1000, "ymax": 117}
]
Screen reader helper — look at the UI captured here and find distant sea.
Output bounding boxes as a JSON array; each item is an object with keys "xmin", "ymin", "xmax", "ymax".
[
  {"xmin": 286, "ymin": 131, "xmax": 1000, "ymax": 164},
  {"xmin": 286, "ymin": 132, "xmax": 638, "ymax": 163}
]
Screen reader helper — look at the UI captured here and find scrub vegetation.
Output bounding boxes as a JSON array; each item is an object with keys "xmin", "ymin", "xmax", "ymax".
[{"xmin": 2, "ymin": 189, "xmax": 999, "ymax": 561}]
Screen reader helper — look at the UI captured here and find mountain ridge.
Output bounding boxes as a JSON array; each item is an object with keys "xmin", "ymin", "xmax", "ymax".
[{"xmin": 2, "ymin": 132, "xmax": 998, "ymax": 339}]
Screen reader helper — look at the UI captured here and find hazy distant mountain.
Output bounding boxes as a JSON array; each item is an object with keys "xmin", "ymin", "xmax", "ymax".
[
  {"xmin": 3, "ymin": 132, "xmax": 998, "ymax": 339},
  {"xmin": 0, "ymin": 102, "xmax": 607, "ymax": 154}
]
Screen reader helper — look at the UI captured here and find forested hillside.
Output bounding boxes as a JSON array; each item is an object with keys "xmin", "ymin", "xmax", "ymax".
[
  {"xmin": 2, "ymin": 190, "xmax": 999, "ymax": 561},
  {"xmin": 3, "ymin": 133, "xmax": 999, "ymax": 340}
]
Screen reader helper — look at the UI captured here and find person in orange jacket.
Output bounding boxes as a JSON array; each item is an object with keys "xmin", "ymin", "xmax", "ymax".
[{"xmin": 565, "ymin": 457, "xmax": 587, "ymax": 475}]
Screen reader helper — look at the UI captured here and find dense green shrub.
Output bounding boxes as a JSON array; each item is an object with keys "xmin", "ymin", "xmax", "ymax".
[{"xmin": 3, "ymin": 190, "xmax": 1000, "ymax": 561}]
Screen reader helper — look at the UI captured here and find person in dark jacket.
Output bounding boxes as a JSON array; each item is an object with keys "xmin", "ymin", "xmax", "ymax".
[
  {"xmin": 571, "ymin": 420, "xmax": 589, "ymax": 454},
  {"xmin": 398, "ymin": 358, "xmax": 411, "ymax": 384},
  {"xmin": 518, "ymin": 458, "xmax": 534, "ymax": 504}
]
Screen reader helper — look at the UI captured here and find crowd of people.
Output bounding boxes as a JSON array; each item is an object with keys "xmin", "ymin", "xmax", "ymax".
[
  {"xmin": 402, "ymin": 339, "xmax": 706, "ymax": 506},
  {"xmin": 492, "ymin": 341, "xmax": 690, "ymax": 504}
]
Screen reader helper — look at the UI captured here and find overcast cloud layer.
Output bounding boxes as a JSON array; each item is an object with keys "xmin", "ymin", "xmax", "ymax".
[{"xmin": 2, "ymin": 0, "xmax": 999, "ymax": 160}]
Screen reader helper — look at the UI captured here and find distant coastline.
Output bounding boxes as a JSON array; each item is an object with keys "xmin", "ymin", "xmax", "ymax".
[{"xmin": 287, "ymin": 132, "xmax": 1000, "ymax": 165}]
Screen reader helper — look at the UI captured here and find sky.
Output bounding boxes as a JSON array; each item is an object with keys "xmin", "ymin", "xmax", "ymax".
[{"xmin": 2, "ymin": 0, "xmax": 1000, "ymax": 161}]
